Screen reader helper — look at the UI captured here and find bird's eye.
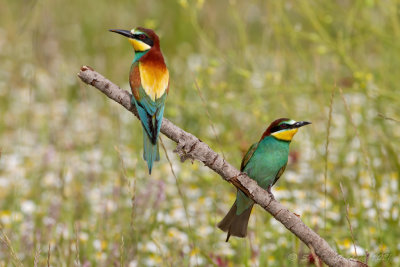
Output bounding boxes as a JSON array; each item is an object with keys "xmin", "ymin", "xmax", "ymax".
[
  {"xmin": 280, "ymin": 124, "xmax": 289, "ymax": 129},
  {"xmin": 139, "ymin": 34, "xmax": 146, "ymax": 40}
]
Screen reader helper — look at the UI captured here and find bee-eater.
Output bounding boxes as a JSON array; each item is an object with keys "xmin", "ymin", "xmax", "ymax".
[
  {"xmin": 110, "ymin": 27, "xmax": 169, "ymax": 174},
  {"xmin": 218, "ymin": 118, "xmax": 311, "ymax": 241}
]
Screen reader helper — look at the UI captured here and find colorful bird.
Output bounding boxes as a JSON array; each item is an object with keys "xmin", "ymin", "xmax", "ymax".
[
  {"xmin": 218, "ymin": 118, "xmax": 311, "ymax": 241},
  {"xmin": 110, "ymin": 27, "xmax": 169, "ymax": 174}
]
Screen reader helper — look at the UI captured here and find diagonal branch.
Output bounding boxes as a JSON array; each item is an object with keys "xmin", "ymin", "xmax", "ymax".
[{"xmin": 77, "ymin": 66, "xmax": 367, "ymax": 267}]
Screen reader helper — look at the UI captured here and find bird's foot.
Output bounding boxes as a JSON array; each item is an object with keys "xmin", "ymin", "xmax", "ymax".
[
  {"xmin": 239, "ymin": 171, "xmax": 248, "ymax": 177},
  {"xmin": 267, "ymin": 185, "xmax": 275, "ymax": 201}
]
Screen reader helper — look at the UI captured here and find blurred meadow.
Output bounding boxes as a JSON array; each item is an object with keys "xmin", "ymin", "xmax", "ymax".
[{"xmin": 1, "ymin": 0, "xmax": 400, "ymax": 266}]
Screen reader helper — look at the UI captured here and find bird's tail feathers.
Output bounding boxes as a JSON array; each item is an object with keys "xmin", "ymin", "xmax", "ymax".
[
  {"xmin": 143, "ymin": 128, "xmax": 160, "ymax": 174},
  {"xmin": 217, "ymin": 202, "xmax": 253, "ymax": 242}
]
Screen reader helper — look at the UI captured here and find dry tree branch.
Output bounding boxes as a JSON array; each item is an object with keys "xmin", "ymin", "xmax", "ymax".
[{"xmin": 77, "ymin": 66, "xmax": 368, "ymax": 267}]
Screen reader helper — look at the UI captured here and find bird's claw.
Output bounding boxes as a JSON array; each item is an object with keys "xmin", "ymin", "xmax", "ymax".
[
  {"xmin": 267, "ymin": 185, "xmax": 275, "ymax": 201},
  {"xmin": 239, "ymin": 171, "xmax": 248, "ymax": 177}
]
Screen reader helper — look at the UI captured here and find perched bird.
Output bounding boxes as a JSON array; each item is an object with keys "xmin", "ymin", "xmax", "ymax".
[
  {"xmin": 218, "ymin": 118, "xmax": 311, "ymax": 241},
  {"xmin": 110, "ymin": 27, "xmax": 169, "ymax": 174}
]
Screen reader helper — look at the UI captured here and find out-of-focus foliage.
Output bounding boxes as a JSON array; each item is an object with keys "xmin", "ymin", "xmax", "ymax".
[{"xmin": 0, "ymin": 0, "xmax": 399, "ymax": 266}]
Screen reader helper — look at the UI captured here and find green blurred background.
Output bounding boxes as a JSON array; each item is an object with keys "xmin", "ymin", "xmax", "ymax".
[{"xmin": 1, "ymin": 0, "xmax": 399, "ymax": 266}]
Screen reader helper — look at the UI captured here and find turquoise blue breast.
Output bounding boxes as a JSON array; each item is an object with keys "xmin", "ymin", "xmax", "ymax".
[
  {"xmin": 244, "ymin": 136, "xmax": 290, "ymax": 188},
  {"xmin": 235, "ymin": 136, "xmax": 290, "ymax": 214}
]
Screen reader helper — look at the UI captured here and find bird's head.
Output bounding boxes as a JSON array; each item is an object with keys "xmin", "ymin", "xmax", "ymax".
[
  {"xmin": 109, "ymin": 27, "xmax": 159, "ymax": 53},
  {"xmin": 261, "ymin": 118, "xmax": 311, "ymax": 142}
]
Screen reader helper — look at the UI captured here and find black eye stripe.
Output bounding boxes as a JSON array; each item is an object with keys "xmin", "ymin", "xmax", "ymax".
[
  {"xmin": 133, "ymin": 34, "xmax": 154, "ymax": 47},
  {"xmin": 133, "ymin": 34, "xmax": 146, "ymax": 39},
  {"xmin": 271, "ymin": 123, "xmax": 294, "ymax": 133},
  {"xmin": 270, "ymin": 126, "xmax": 281, "ymax": 133}
]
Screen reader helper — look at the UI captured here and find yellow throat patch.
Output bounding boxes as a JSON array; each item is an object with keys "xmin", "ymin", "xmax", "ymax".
[
  {"xmin": 129, "ymin": 39, "xmax": 151, "ymax": 52},
  {"xmin": 139, "ymin": 63, "xmax": 169, "ymax": 101},
  {"xmin": 271, "ymin": 128, "xmax": 298, "ymax": 141}
]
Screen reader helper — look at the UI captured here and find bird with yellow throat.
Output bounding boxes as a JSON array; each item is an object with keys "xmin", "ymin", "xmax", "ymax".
[
  {"xmin": 110, "ymin": 27, "xmax": 169, "ymax": 174},
  {"xmin": 218, "ymin": 118, "xmax": 311, "ymax": 241}
]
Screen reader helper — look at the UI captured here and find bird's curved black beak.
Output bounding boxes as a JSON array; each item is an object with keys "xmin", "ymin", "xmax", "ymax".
[
  {"xmin": 109, "ymin": 29, "xmax": 134, "ymax": 38},
  {"xmin": 294, "ymin": 121, "xmax": 311, "ymax": 128}
]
